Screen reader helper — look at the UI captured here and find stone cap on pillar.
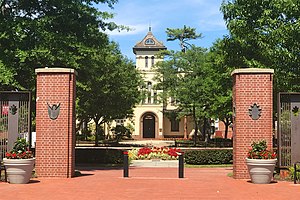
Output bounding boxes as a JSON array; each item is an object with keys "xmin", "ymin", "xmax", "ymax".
[
  {"xmin": 231, "ymin": 68, "xmax": 274, "ymax": 76},
  {"xmin": 35, "ymin": 67, "xmax": 78, "ymax": 76}
]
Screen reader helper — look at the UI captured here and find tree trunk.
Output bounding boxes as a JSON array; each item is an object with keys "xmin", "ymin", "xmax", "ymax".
[
  {"xmin": 192, "ymin": 104, "xmax": 198, "ymax": 146},
  {"xmin": 95, "ymin": 122, "xmax": 99, "ymax": 146},
  {"xmin": 203, "ymin": 117, "xmax": 207, "ymax": 142},
  {"xmin": 222, "ymin": 117, "xmax": 231, "ymax": 139},
  {"xmin": 94, "ymin": 117, "xmax": 100, "ymax": 146}
]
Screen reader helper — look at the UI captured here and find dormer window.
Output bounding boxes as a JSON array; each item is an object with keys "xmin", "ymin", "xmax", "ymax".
[{"xmin": 145, "ymin": 38, "xmax": 155, "ymax": 45}]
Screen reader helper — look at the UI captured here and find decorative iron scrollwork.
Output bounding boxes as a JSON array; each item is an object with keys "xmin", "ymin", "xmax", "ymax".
[
  {"xmin": 47, "ymin": 102, "xmax": 60, "ymax": 120},
  {"xmin": 249, "ymin": 103, "xmax": 261, "ymax": 120},
  {"xmin": 9, "ymin": 104, "xmax": 17, "ymax": 115},
  {"xmin": 292, "ymin": 106, "xmax": 299, "ymax": 117}
]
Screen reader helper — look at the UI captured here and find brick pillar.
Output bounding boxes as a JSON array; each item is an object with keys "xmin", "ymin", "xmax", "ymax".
[
  {"xmin": 35, "ymin": 68, "xmax": 77, "ymax": 178},
  {"xmin": 231, "ymin": 68, "xmax": 274, "ymax": 179}
]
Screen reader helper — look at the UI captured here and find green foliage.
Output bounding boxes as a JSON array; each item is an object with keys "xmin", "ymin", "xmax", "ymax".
[
  {"xmin": 157, "ymin": 26, "xmax": 232, "ymax": 142},
  {"xmin": 128, "ymin": 147, "xmax": 181, "ymax": 161},
  {"xmin": 166, "ymin": 25, "xmax": 202, "ymax": 52},
  {"xmin": 221, "ymin": 0, "xmax": 300, "ymax": 92},
  {"xmin": 175, "ymin": 138, "xmax": 233, "ymax": 147},
  {"xmin": 251, "ymin": 140, "xmax": 267, "ymax": 153},
  {"xmin": 0, "ymin": 0, "xmax": 125, "ymax": 90},
  {"xmin": 247, "ymin": 140, "xmax": 276, "ymax": 159},
  {"xmin": 289, "ymin": 164, "xmax": 300, "ymax": 183},
  {"xmin": 75, "ymin": 149, "xmax": 123, "ymax": 164},
  {"xmin": 184, "ymin": 149, "xmax": 233, "ymax": 165},
  {"xmin": 111, "ymin": 125, "xmax": 132, "ymax": 141},
  {"xmin": 6, "ymin": 138, "xmax": 33, "ymax": 159},
  {"xmin": 1, "ymin": 1, "xmax": 142, "ymax": 148},
  {"xmin": 208, "ymin": 39, "xmax": 233, "ymax": 138},
  {"xmin": 155, "ymin": 46, "xmax": 215, "ymax": 139},
  {"xmin": 76, "ymin": 46, "xmax": 143, "ymax": 145}
]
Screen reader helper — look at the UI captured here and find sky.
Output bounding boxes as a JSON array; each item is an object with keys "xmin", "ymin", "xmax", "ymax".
[{"xmin": 96, "ymin": 0, "xmax": 229, "ymax": 61}]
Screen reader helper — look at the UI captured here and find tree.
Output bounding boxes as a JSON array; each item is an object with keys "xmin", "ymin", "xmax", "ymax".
[
  {"xmin": 0, "ymin": 0, "xmax": 142, "ymax": 146},
  {"xmin": 166, "ymin": 25, "xmax": 202, "ymax": 52},
  {"xmin": 0, "ymin": 0, "xmax": 125, "ymax": 91},
  {"xmin": 221, "ymin": 0, "xmax": 300, "ymax": 93},
  {"xmin": 209, "ymin": 39, "xmax": 234, "ymax": 139},
  {"xmin": 155, "ymin": 45, "xmax": 215, "ymax": 145},
  {"xmin": 158, "ymin": 26, "xmax": 214, "ymax": 144},
  {"xmin": 76, "ymin": 42, "xmax": 143, "ymax": 146}
]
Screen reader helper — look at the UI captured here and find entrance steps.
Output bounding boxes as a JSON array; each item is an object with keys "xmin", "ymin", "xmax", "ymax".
[{"xmin": 130, "ymin": 160, "xmax": 178, "ymax": 168}]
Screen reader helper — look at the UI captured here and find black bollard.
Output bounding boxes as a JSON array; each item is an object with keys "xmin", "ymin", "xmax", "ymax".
[
  {"xmin": 123, "ymin": 151, "xmax": 129, "ymax": 178},
  {"xmin": 178, "ymin": 152, "xmax": 184, "ymax": 178},
  {"xmin": 294, "ymin": 162, "xmax": 300, "ymax": 184}
]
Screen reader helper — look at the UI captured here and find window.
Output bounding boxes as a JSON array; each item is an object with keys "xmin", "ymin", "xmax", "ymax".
[
  {"xmin": 116, "ymin": 119, "xmax": 125, "ymax": 125},
  {"xmin": 153, "ymin": 91, "xmax": 157, "ymax": 104},
  {"xmin": 170, "ymin": 97, "xmax": 176, "ymax": 106},
  {"xmin": 145, "ymin": 56, "xmax": 148, "ymax": 68},
  {"xmin": 145, "ymin": 38, "xmax": 155, "ymax": 45},
  {"xmin": 171, "ymin": 118, "xmax": 179, "ymax": 132},
  {"xmin": 147, "ymin": 82, "xmax": 152, "ymax": 90},
  {"xmin": 151, "ymin": 56, "xmax": 155, "ymax": 66},
  {"xmin": 147, "ymin": 91, "xmax": 151, "ymax": 104}
]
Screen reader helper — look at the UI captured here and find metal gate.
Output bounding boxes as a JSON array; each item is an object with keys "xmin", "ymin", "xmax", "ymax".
[
  {"xmin": 278, "ymin": 93, "xmax": 300, "ymax": 168},
  {"xmin": 0, "ymin": 91, "xmax": 31, "ymax": 159}
]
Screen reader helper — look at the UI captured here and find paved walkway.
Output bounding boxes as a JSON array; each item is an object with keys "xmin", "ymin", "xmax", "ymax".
[{"xmin": 0, "ymin": 166, "xmax": 299, "ymax": 200}]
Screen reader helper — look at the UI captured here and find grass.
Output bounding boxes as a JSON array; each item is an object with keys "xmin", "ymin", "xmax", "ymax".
[
  {"xmin": 227, "ymin": 172, "xmax": 233, "ymax": 177},
  {"xmin": 75, "ymin": 163, "xmax": 232, "ymax": 169},
  {"xmin": 184, "ymin": 164, "xmax": 233, "ymax": 168},
  {"xmin": 76, "ymin": 163, "xmax": 123, "ymax": 168}
]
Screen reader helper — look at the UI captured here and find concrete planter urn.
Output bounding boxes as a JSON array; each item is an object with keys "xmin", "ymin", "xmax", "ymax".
[
  {"xmin": 246, "ymin": 158, "xmax": 277, "ymax": 184},
  {"xmin": 246, "ymin": 140, "xmax": 277, "ymax": 184},
  {"xmin": 3, "ymin": 158, "xmax": 35, "ymax": 184},
  {"xmin": 4, "ymin": 138, "xmax": 35, "ymax": 184}
]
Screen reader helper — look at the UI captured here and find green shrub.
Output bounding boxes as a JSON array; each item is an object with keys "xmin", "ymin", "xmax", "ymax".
[
  {"xmin": 174, "ymin": 138, "xmax": 233, "ymax": 148},
  {"xmin": 111, "ymin": 125, "xmax": 132, "ymax": 141},
  {"xmin": 289, "ymin": 164, "xmax": 300, "ymax": 182},
  {"xmin": 184, "ymin": 149, "xmax": 233, "ymax": 165},
  {"xmin": 75, "ymin": 149, "xmax": 123, "ymax": 164}
]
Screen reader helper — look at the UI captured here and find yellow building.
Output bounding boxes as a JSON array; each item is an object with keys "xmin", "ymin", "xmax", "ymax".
[{"xmin": 130, "ymin": 28, "xmax": 194, "ymax": 139}]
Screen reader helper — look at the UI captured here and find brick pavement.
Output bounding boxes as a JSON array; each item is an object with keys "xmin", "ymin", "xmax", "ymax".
[{"xmin": 0, "ymin": 167, "xmax": 299, "ymax": 200}]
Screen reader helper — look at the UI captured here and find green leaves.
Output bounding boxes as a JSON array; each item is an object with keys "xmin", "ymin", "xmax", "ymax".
[
  {"xmin": 0, "ymin": 0, "xmax": 122, "ymax": 90},
  {"xmin": 166, "ymin": 25, "xmax": 202, "ymax": 52},
  {"xmin": 221, "ymin": 0, "xmax": 300, "ymax": 92}
]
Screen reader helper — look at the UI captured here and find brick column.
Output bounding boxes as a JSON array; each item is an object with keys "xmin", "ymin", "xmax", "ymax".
[
  {"xmin": 35, "ymin": 68, "xmax": 76, "ymax": 178},
  {"xmin": 231, "ymin": 68, "xmax": 274, "ymax": 179}
]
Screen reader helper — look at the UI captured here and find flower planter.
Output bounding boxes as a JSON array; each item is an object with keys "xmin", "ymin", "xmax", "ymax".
[
  {"xmin": 246, "ymin": 158, "xmax": 277, "ymax": 184},
  {"xmin": 3, "ymin": 158, "xmax": 35, "ymax": 184}
]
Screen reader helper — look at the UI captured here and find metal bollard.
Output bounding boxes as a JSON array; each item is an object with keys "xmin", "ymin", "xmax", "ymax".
[
  {"xmin": 294, "ymin": 162, "xmax": 300, "ymax": 184},
  {"xmin": 178, "ymin": 152, "xmax": 184, "ymax": 178},
  {"xmin": 123, "ymin": 151, "xmax": 129, "ymax": 178}
]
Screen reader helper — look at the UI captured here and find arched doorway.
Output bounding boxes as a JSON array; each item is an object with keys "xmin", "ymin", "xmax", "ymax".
[{"xmin": 143, "ymin": 113, "xmax": 155, "ymax": 138}]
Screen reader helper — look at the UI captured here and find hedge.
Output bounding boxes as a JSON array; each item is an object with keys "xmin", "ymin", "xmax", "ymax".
[
  {"xmin": 75, "ymin": 148, "xmax": 124, "ymax": 164},
  {"xmin": 184, "ymin": 149, "xmax": 233, "ymax": 165},
  {"xmin": 75, "ymin": 148, "xmax": 233, "ymax": 165}
]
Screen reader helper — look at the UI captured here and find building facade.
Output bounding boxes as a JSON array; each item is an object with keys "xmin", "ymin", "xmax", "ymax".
[{"xmin": 129, "ymin": 29, "xmax": 194, "ymax": 139}]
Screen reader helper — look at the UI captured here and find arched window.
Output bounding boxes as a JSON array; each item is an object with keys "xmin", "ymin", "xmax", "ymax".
[
  {"xmin": 145, "ymin": 38, "xmax": 155, "ymax": 45},
  {"xmin": 151, "ymin": 56, "xmax": 155, "ymax": 66},
  {"xmin": 145, "ymin": 56, "xmax": 148, "ymax": 68}
]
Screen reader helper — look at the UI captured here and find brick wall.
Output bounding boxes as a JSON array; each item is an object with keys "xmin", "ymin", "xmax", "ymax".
[
  {"xmin": 232, "ymin": 68, "xmax": 274, "ymax": 179},
  {"xmin": 35, "ymin": 68, "xmax": 76, "ymax": 178}
]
